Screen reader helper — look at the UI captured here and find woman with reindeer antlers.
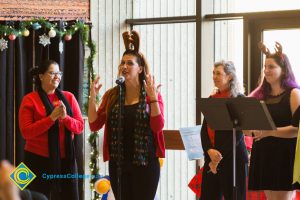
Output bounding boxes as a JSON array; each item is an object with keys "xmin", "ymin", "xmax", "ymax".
[
  {"xmin": 88, "ymin": 30, "xmax": 165, "ymax": 200},
  {"xmin": 247, "ymin": 42, "xmax": 300, "ymax": 200}
]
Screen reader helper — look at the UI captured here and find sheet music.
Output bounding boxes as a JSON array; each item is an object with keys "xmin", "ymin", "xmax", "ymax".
[{"xmin": 179, "ymin": 125, "xmax": 204, "ymax": 160}]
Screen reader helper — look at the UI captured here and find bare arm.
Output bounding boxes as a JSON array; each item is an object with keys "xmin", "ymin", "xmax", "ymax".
[{"xmin": 88, "ymin": 76, "xmax": 102, "ymax": 123}]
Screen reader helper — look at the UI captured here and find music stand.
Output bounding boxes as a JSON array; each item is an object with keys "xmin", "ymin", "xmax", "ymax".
[{"xmin": 199, "ymin": 97, "xmax": 276, "ymax": 200}]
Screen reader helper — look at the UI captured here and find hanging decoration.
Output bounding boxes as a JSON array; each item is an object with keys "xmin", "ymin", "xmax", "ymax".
[
  {"xmin": 64, "ymin": 34, "xmax": 72, "ymax": 41},
  {"xmin": 0, "ymin": 18, "xmax": 90, "ymax": 49},
  {"xmin": 59, "ymin": 40, "xmax": 64, "ymax": 54},
  {"xmin": 32, "ymin": 22, "xmax": 41, "ymax": 30},
  {"xmin": 8, "ymin": 34, "xmax": 16, "ymax": 40},
  {"xmin": 22, "ymin": 29, "xmax": 30, "ymax": 37},
  {"xmin": 0, "ymin": 38, "xmax": 8, "ymax": 51},
  {"xmin": 39, "ymin": 34, "xmax": 51, "ymax": 47},
  {"xmin": 48, "ymin": 28, "xmax": 56, "ymax": 38}
]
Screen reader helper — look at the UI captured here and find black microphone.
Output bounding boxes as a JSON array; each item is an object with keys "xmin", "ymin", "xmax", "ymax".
[{"xmin": 115, "ymin": 76, "xmax": 125, "ymax": 85}]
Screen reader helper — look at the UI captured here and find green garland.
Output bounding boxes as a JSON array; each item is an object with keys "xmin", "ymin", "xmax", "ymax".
[
  {"xmin": 85, "ymin": 28, "xmax": 102, "ymax": 200},
  {"xmin": 0, "ymin": 18, "xmax": 89, "ymax": 40}
]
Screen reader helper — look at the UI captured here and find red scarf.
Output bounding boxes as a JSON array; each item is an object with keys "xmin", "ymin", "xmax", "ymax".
[{"xmin": 207, "ymin": 90, "xmax": 230, "ymax": 147}]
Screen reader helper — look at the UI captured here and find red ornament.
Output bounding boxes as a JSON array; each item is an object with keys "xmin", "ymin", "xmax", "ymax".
[
  {"xmin": 64, "ymin": 34, "xmax": 72, "ymax": 41},
  {"xmin": 9, "ymin": 34, "xmax": 16, "ymax": 40}
]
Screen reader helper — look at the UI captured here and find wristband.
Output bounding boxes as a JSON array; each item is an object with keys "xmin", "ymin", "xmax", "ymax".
[{"xmin": 149, "ymin": 100, "xmax": 158, "ymax": 104}]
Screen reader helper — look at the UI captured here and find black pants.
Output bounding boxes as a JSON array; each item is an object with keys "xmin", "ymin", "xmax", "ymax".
[
  {"xmin": 109, "ymin": 158, "xmax": 160, "ymax": 200},
  {"xmin": 24, "ymin": 151, "xmax": 73, "ymax": 200},
  {"xmin": 200, "ymin": 157, "xmax": 247, "ymax": 200}
]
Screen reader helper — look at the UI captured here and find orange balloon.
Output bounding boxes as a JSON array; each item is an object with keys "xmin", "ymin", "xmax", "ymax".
[{"xmin": 95, "ymin": 178, "xmax": 111, "ymax": 194}]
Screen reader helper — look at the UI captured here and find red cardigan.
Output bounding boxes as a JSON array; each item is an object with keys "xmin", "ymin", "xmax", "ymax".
[
  {"xmin": 89, "ymin": 92, "xmax": 165, "ymax": 162},
  {"xmin": 19, "ymin": 91, "xmax": 84, "ymax": 158}
]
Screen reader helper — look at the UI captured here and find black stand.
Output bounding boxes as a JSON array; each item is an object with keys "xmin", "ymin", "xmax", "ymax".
[
  {"xmin": 199, "ymin": 97, "xmax": 276, "ymax": 200},
  {"xmin": 117, "ymin": 84, "xmax": 123, "ymax": 200}
]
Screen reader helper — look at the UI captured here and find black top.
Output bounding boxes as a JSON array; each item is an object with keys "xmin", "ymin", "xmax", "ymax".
[
  {"xmin": 123, "ymin": 103, "xmax": 137, "ymax": 160},
  {"xmin": 265, "ymin": 90, "xmax": 292, "ymax": 127},
  {"xmin": 123, "ymin": 103, "xmax": 155, "ymax": 161},
  {"xmin": 249, "ymin": 88, "xmax": 300, "ymax": 190}
]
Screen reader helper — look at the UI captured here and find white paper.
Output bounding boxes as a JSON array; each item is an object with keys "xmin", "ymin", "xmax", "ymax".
[{"xmin": 179, "ymin": 125, "xmax": 204, "ymax": 160}]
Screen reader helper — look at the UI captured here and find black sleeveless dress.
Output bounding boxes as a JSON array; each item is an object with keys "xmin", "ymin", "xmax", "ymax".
[{"xmin": 249, "ymin": 88, "xmax": 300, "ymax": 190}]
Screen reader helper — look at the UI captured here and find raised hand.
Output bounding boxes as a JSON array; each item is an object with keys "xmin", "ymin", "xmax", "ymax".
[
  {"xmin": 143, "ymin": 74, "xmax": 161, "ymax": 101},
  {"xmin": 90, "ymin": 76, "xmax": 102, "ymax": 99}
]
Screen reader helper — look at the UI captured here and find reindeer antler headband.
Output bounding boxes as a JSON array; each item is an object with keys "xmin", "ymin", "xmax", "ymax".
[
  {"xmin": 258, "ymin": 41, "xmax": 283, "ymax": 57},
  {"xmin": 122, "ymin": 30, "xmax": 140, "ymax": 52}
]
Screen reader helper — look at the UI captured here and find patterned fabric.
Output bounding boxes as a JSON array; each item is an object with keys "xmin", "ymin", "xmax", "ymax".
[{"xmin": 109, "ymin": 84, "xmax": 151, "ymax": 166}]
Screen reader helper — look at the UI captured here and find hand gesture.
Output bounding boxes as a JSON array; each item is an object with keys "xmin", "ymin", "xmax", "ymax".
[
  {"xmin": 207, "ymin": 149, "xmax": 223, "ymax": 164},
  {"xmin": 59, "ymin": 100, "xmax": 67, "ymax": 119},
  {"xmin": 50, "ymin": 105, "xmax": 63, "ymax": 121},
  {"xmin": 208, "ymin": 161, "xmax": 218, "ymax": 174},
  {"xmin": 143, "ymin": 74, "xmax": 161, "ymax": 101},
  {"xmin": 252, "ymin": 130, "xmax": 271, "ymax": 141},
  {"xmin": 90, "ymin": 76, "xmax": 102, "ymax": 99}
]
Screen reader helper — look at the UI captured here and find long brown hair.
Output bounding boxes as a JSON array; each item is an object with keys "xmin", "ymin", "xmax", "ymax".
[{"xmin": 105, "ymin": 51, "xmax": 150, "ymax": 116}]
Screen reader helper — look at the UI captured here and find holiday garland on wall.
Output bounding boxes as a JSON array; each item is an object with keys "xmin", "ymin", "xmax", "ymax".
[
  {"xmin": 0, "ymin": 18, "xmax": 89, "ymax": 51},
  {"xmin": 0, "ymin": 18, "xmax": 102, "ymax": 200},
  {"xmin": 85, "ymin": 33, "xmax": 103, "ymax": 200}
]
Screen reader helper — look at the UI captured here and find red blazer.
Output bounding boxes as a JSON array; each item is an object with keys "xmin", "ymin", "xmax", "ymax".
[
  {"xmin": 19, "ymin": 91, "xmax": 84, "ymax": 158},
  {"xmin": 89, "ymin": 91, "xmax": 165, "ymax": 162}
]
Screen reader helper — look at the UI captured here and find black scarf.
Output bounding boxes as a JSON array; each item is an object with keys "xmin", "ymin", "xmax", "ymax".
[
  {"xmin": 109, "ymin": 85, "xmax": 151, "ymax": 166},
  {"xmin": 38, "ymin": 88, "xmax": 78, "ymax": 200}
]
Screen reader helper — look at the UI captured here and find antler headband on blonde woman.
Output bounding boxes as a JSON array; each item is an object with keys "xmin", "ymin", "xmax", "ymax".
[{"xmin": 122, "ymin": 30, "xmax": 140, "ymax": 52}]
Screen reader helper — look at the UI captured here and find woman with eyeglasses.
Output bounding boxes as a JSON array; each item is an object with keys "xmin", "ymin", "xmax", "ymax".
[
  {"xmin": 18, "ymin": 60, "xmax": 84, "ymax": 200},
  {"xmin": 200, "ymin": 61, "xmax": 248, "ymax": 200}
]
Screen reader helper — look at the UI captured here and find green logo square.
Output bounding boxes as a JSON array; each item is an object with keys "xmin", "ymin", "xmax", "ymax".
[{"xmin": 9, "ymin": 162, "xmax": 36, "ymax": 190}]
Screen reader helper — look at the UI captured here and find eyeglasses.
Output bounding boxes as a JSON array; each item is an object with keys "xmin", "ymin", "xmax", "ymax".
[{"xmin": 47, "ymin": 71, "xmax": 63, "ymax": 78}]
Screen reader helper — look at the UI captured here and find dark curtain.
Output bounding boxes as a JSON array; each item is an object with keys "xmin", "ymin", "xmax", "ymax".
[{"xmin": 0, "ymin": 20, "xmax": 84, "ymax": 200}]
